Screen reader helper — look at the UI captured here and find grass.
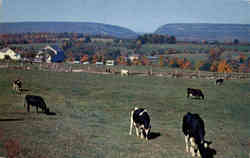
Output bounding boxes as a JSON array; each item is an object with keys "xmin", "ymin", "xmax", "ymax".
[{"xmin": 0, "ymin": 69, "xmax": 250, "ymax": 158}]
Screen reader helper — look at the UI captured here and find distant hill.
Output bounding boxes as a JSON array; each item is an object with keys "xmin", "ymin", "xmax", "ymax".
[
  {"xmin": 155, "ymin": 23, "xmax": 250, "ymax": 42},
  {"xmin": 0, "ymin": 22, "xmax": 138, "ymax": 39}
]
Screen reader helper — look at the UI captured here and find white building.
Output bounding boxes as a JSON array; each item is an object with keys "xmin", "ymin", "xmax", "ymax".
[
  {"xmin": 0, "ymin": 48, "xmax": 21, "ymax": 60},
  {"xmin": 105, "ymin": 60, "xmax": 115, "ymax": 66}
]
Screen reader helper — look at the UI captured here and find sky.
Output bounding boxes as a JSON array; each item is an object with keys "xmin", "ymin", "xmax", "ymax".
[{"xmin": 0, "ymin": 0, "xmax": 249, "ymax": 32}]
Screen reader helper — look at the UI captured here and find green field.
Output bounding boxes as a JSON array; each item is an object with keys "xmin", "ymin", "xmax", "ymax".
[{"xmin": 0, "ymin": 69, "xmax": 250, "ymax": 158}]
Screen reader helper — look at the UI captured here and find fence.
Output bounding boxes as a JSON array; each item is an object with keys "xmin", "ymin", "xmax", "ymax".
[{"xmin": 1, "ymin": 63, "xmax": 250, "ymax": 80}]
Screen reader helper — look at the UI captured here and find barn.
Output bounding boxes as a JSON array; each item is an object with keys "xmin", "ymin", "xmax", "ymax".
[{"xmin": 36, "ymin": 45, "xmax": 66, "ymax": 63}]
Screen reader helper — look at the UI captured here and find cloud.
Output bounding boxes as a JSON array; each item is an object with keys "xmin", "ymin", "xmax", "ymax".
[{"xmin": 0, "ymin": 0, "xmax": 2, "ymax": 7}]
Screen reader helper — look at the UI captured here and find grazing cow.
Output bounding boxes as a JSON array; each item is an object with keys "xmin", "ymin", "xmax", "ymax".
[
  {"xmin": 129, "ymin": 107, "xmax": 151, "ymax": 143},
  {"xmin": 215, "ymin": 79, "xmax": 224, "ymax": 86},
  {"xmin": 24, "ymin": 95, "xmax": 49, "ymax": 114},
  {"xmin": 187, "ymin": 88, "xmax": 204, "ymax": 100},
  {"xmin": 121, "ymin": 69, "xmax": 129, "ymax": 76},
  {"xmin": 12, "ymin": 79, "xmax": 22, "ymax": 95},
  {"xmin": 182, "ymin": 112, "xmax": 208, "ymax": 157}
]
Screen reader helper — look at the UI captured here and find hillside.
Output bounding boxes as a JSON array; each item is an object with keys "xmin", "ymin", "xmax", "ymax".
[
  {"xmin": 0, "ymin": 22, "xmax": 138, "ymax": 39},
  {"xmin": 155, "ymin": 23, "xmax": 250, "ymax": 42}
]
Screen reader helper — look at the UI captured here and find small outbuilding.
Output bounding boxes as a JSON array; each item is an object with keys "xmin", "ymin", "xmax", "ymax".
[{"xmin": 0, "ymin": 48, "xmax": 21, "ymax": 60}]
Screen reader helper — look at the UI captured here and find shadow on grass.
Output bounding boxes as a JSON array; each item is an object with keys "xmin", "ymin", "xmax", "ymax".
[
  {"xmin": 149, "ymin": 132, "xmax": 161, "ymax": 140},
  {"xmin": 21, "ymin": 88, "xmax": 31, "ymax": 92},
  {"xmin": 189, "ymin": 97, "xmax": 205, "ymax": 100},
  {"xmin": 0, "ymin": 118, "xmax": 24, "ymax": 122},
  {"xmin": 46, "ymin": 111, "xmax": 57, "ymax": 116}
]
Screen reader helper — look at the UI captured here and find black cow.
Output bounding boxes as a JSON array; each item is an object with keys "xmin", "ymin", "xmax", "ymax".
[
  {"xmin": 129, "ymin": 107, "xmax": 151, "ymax": 143},
  {"xmin": 182, "ymin": 112, "xmax": 208, "ymax": 157},
  {"xmin": 24, "ymin": 95, "xmax": 49, "ymax": 114},
  {"xmin": 215, "ymin": 79, "xmax": 224, "ymax": 86},
  {"xmin": 12, "ymin": 79, "xmax": 22, "ymax": 95},
  {"xmin": 187, "ymin": 88, "xmax": 205, "ymax": 100}
]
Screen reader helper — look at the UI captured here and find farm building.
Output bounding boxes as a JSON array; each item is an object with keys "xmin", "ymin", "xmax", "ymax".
[
  {"xmin": 0, "ymin": 48, "xmax": 21, "ymax": 60},
  {"xmin": 105, "ymin": 60, "xmax": 115, "ymax": 66},
  {"xmin": 128, "ymin": 54, "xmax": 140, "ymax": 62},
  {"xmin": 36, "ymin": 45, "xmax": 66, "ymax": 63}
]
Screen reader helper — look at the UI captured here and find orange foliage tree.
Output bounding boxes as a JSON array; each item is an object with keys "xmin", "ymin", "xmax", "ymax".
[
  {"xmin": 141, "ymin": 56, "xmax": 150, "ymax": 65},
  {"xmin": 217, "ymin": 60, "xmax": 232, "ymax": 73},
  {"xmin": 182, "ymin": 60, "xmax": 191, "ymax": 69},
  {"xmin": 92, "ymin": 54, "xmax": 98, "ymax": 64},
  {"xmin": 116, "ymin": 56, "xmax": 126, "ymax": 65},
  {"xmin": 239, "ymin": 53, "xmax": 247, "ymax": 63},
  {"xmin": 80, "ymin": 54, "xmax": 88, "ymax": 63},
  {"xmin": 210, "ymin": 61, "xmax": 218, "ymax": 72},
  {"xmin": 159, "ymin": 55, "xmax": 164, "ymax": 66},
  {"xmin": 239, "ymin": 64, "xmax": 246, "ymax": 72},
  {"xmin": 67, "ymin": 52, "xmax": 74, "ymax": 62}
]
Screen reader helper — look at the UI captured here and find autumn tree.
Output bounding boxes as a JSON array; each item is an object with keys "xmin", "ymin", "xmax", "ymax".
[
  {"xmin": 159, "ymin": 55, "xmax": 164, "ymax": 66},
  {"xmin": 239, "ymin": 53, "xmax": 247, "ymax": 63},
  {"xmin": 80, "ymin": 54, "xmax": 89, "ymax": 63},
  {"xmin": 217, "ymin": 60, "xmax": 232, "ymax": 73},
  {"xmin": 116, "ymin": 56, "xmax": 126, "ymax": 65},
  {"xmin": 67, "ymin": 52, "xmax": 74, "ymax": 62},
  {"xmin": 182, "ymin": 60, "xmax": 191, "ymax": 69},
  {"xmin": 92, "ymin": 54, "xmax": 98, "ymax": 64},
  {"xmin": 239, "ymin": 64, "xmax": 246, "ymax": 72},
  {"xmin": 195, "ymin": 61, "xmax": 204, "ymax": 71},
  {"xmin": 141, "ymin": 56, "xmax": 150, "ymax": 66},
  {"xmin": 210, "ymin": 61, "xmax": 218, "ymax": 72}
]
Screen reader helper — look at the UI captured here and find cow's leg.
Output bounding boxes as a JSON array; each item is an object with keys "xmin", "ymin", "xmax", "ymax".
[
  {"xmin": 197, "ymin": 149, "xmax": 201, "ymax": 157},
  {"xmin": 36, "ymin": 105, "xmax": 39, "ymax": 113},
  {"xmin": 135, "ymin": 126, "xmax": 140, "ymax": 137},
  {"xmin": 140, "ymin": 128, "xmax": 144, "ymax": 139},
  {"xmin": 129, "ymin": 111, "xmax": 134, "ymax": 135},
  {"xmin": 145, "ymin": 128, "xmax": 150, "ymax": 143},
  {"xmin": 27, "ymin": 104, "xmax": 30, "ymax": 112},
  {"xmin": 185, "ymin": 135, "xmax": 189, "ymax": 152},
  {"xmin": 190, "ymin": 137, "xmax": 196, "ymax": 157}
]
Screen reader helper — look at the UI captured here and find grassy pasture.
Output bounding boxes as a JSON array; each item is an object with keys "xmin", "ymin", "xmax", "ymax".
[{"xmin": 0, "ymin": 69, "xmax": 250, "ymax": 158}]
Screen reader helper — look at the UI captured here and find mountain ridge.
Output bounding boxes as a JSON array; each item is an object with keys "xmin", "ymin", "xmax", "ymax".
[
  {"xmin": 0, "ymin": 22, "xmax": 138, "ymax": 39},
  {"xmin": 155, "ymin": 23, "xmax": 250, "ymax": 42}
]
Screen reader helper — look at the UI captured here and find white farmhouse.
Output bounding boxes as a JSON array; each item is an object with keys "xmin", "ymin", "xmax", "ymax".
[{"xmin": 0, "ymin": 48, "xmax": 21, "ymax": 60}]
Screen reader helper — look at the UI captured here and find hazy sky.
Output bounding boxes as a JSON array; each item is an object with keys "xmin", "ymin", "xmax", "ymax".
[{"xmin": 0, "ymin": 0, "xmax": 249, "ymax": 32}]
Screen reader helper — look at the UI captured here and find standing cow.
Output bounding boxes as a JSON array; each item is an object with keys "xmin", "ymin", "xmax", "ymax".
[
  {"xmin": 129, "ymin": 107, "xmax": 151, "ymax": 143},
  {"xmin": 215, "ymin": 79, "xmax": 224, "ymax": 86},
  {"xmin": 187, "ymin": 88, "xmax": 205, "ymax": 100},
  {"xmin": 121, "ymin": 69, "xmax": 129, "ymax": 76},
  {"xmin": 182, "ymin": 112, "xmax": 208, "ymax": 157},
  {"xmin": 12, "ymin": 79, "xmax": 22, "ymax": 95},
  {"xmin": 24, "ymin": 95, "xmax": 49, "ymax": 114}
]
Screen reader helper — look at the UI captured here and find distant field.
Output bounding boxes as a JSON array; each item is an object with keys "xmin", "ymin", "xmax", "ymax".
[
  {"xmin": 140, "ymin": 43, "xmax": 250, "ymax": 54},
  {"xmin": 0, "ymin": 69, "xmax": 250, "ymax": 158}
]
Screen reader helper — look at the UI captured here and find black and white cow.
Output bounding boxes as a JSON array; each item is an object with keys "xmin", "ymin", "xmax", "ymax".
[
  {"xmin": 12, "ymin": 79, "xmax": 22, "ymax": 95},
  {"xmin": 182, "ymin": 112, "xmax": 208, "ymax": 157},
  {"xmin": 24, "ymin": 95, "xmax": 49, "ymax": 114},
  {"xmin": 129, "ymin": 107, "xmax": 151, "ymax": 143},
  {"xmin": 215, "ymin": 79, "xmax": 224, "ymax": 86},
  {"xmin": 121, "ymin": 69, "xmax": 129, "ymax": 76},
  {"xmin": 187, "ymin": 88, "xmax": 205, "ymax": 100}
]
